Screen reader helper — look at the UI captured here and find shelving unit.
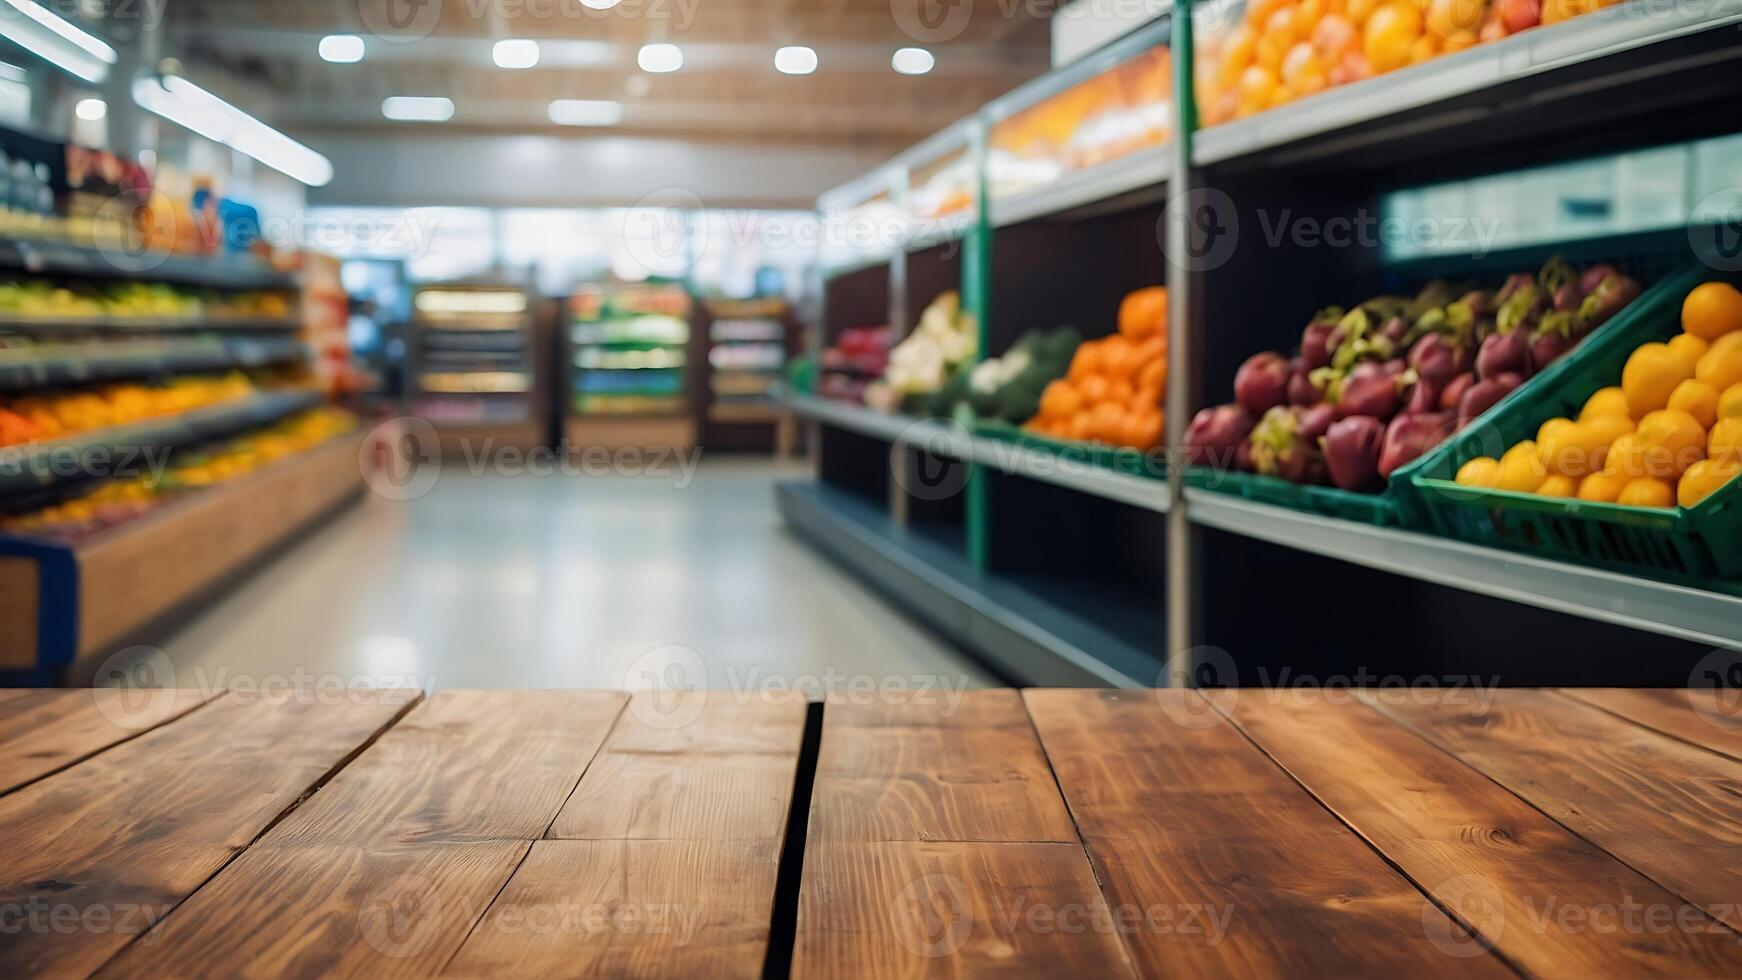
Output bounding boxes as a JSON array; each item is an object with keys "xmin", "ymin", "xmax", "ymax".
[
  {"xmin": 700, "ymin": 297, "xmax": 795, "ymax": 450},
  {"xmin": 407, "ymin": 283, "xmax": 543, "ymax": 455},
  {"xmin": 565, "ymin": 282, "xmax": 698, "ymax": 451},
  {"xmin": 783, "ymin": 3, "xmax": 1742, "ymax": 688},
  {"xmin": 0, "ymin": 337, "xmax": 308, "ymax": 392},
  {"xmin": 0, "ymin": 238, "xmax": 297, "ymax": 292}
]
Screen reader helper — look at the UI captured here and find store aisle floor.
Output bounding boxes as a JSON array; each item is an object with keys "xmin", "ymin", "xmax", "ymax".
[{"xmin": 137, "ymin": 459, "xmax": 998, "ymax": 692}]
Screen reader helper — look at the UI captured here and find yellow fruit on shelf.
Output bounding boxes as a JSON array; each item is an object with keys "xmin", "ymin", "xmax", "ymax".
[
  {"xmin": 1667, "ymin": 333, "xmax": 1710, "ymax": 370},
  {"xmin": 1695, "ymin": 333, "xmax": 1742, "ymax": 391},
  {"xmin": 1710, "ymin": 417, "xmax": 1742, "ymax": 464},
  {"xmin": 1617, "ymin": 477, "xmax": 1675, "ymax": 508},
  {"xmin": 1632, "ymin": 409, "xmax": 1707, "ymax": 479},
  {"xmin": 1364, "ymin": 2, "xmax": 1423, "ymax": 74},
  {"xmin": 1577, "ymin": 471, "xmax": 1628, "ymax": 503},
  {"xmin": 1621, "ymin": 342, "xmax": 1695, "ymax": 418},
  {"xmin": 1666, "ymin": 379, "xmax": 1721, "ymax": 431},
  {"xmin": 1496, "ymin": 440, "xmax": 1547, "ymax": 493},
  {"xmin": 1681, "ymin": 281, "xmax": 1742, "ymax": 341},
  {"xmin": 1455, "ymin": 456, "xmax": 1501, "ymax": 488},
  {"xmin": 1678, "ymin": 458, "xmax": 1742, "ymax": 508},
  {"xmin": 1578, "ymin": 386, "xmax": 1631, "ymax": 422},
  {"xmin": 1720, "ymin": 382, "xmax": 1742, "ymax": 421},
  {"xmin": 1536, "ymin": 474, "xmax": 1577, "ymax": 498}
]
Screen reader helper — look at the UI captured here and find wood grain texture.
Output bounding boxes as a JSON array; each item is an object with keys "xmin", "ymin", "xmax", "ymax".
[
  {"xmin": 809, "ymin": 689, "xmax": 1077, "ymax": 844},
  {"xmin": 547, "ymin": 691, "xmax": 805, "ymax": 841},
  {"xmin": 445, "ymin": 838, "xmax": 780, "ymax": 979},
  {"xmin": 267, "ymin": 690, "xmax": 625, "ymax": 846},
  {"xmin": 821, "ymin": 687, "xmax": 1028, "ymax": 729},
  {"xmin": 1559, "ymin": 688, "xmax": 1742, "ymax": 763},
  {"xmin": 1023, "ymin": 689, "xmax": 1511, "ymax": 979},
  {"xmin": 96, "ymin": 840, "xmax": 531, "ymax": 980},
  {"xmin": 0, "ymin": 555, "xmax": 39, "ymax": 669},
  {"xmin": 1373, "ymin": 688, "xmax": 1742, "ymax": 933},
  {"xmin": 0, "ymin": 689, "xmax": 417, "ymax": 979},
  {"xmin": 1227, "ymin": 690, "xmax": 1742, "ymax": 978},
  {"xmin": 0, "ymin": 688, "xmax": 216, "ymax": 796},
  {"xmin": 795, "ymin": 841, "xmax": 1136, "ymax": 979}
]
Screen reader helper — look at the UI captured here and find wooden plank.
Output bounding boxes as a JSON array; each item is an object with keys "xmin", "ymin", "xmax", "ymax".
[
  {"xmin": 0, "ymin": 688, "xmax": 216, "ymax": 795},
  {"xmin": 809, "ymin": 689, "xmax": 1077, "ymax": 844},
  {"xmin": 794, "ymin": 841, "xmax": 1136, "ymax": 979},
  {"xmin": 1559, "ymin": 688, "xmax": 1742, "ymax": 763},
  {"xmin": 0, "ymin": 689, "xmax": 416, "ymax": 979},
  {"xmin": 267, "ymin": 690, "xmax": 625, "ymax": 846},
  {"xmin": 444, "ymin": 839, "xmax": 778, "ymax": 979},
  {"xmin": 1226, "ymin": 690, "xmax": 1742, "ymax": 978},
  {"xmin": 1023, "ymin": 689, "xmax": 1511, "ymax": 978},
  {"xmin": 547, "ymin": 691, "xmax": 805, "ymax": 842},
  {"xmin": 75, "ymin": 433, "xmax": 363, "ymax": 660},
  {"xmin": 96, "ymin": 840, "xmax": 531, "ymax": 980},
  {"xmin": 1373, "ymin": 689, "xmax": 1742, "ymax": 933},
  {"xmin": 820, "ymin": 687, "xmax": 1024, "ymax": 729},
  {"xmin": 0, "ymin": 556, "xmax": 40, "ymax": 669}
]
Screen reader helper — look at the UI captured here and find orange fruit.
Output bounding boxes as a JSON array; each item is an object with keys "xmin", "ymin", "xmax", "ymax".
[
  {"xmin": 1078, "ymin": 374, "xmax": 1111, "ymax": 405},
  {"xmin": 1068, "ymin": 342, "xmax": 1101, "ymax": 382},
  {"xmin": 1577, "ymin": 472, "xmax": 1628, "ymax": 503},
  {"xmin": 1633, "ymin": 409, "xmax": 1707, "ymax": 479},
  {"xmin": 1622, "ymin": 342, "xmax": 1695, "ymax": 418},
  {"xmin": 1427, "ymin": 0, "xmax": 1485, "ymax": 38},
  {"xmin": 1496, "ymin": 440, "xmax": 1547, "ymax": 493},
  {"xmin": 1721, "ymin": 382, "xmax": 1742, "ymax": 420},
  {"xmin": 1090, "ymin": 402, "xmax": 1127, "ymax": 444},
  {"xmin": 1579, "ymin": 386, "xmax": 1631, "ymax": 422},
  {"xmin": 1137, "ymin": 357, "xmax": 1167, "ymax": 393},
  {"xmin": 1039, "ymin": 380, "xmax": 1082, "ymax": 421},
  {"xmin": 1312, "ymin": 13, "xmax": 1359, "ymax": 56},
  {"xmin": 1710, "ymin": 417, "xmax": 1742, "ymax": 464},
  {"xmin": 1695, "ymin": 333, "xmax": 1742, "ymax": 391},
  {"xmin": 1239, "ymin": 65, "xmax": 1281, "ymax": 115},
  {"xmin": 1364, "ymin": 2, "xmax": 1424, "ymax": 74},
  {"xmin": 1537, "ymin": 474, "xmax": 1578, "ymax": 498},
  {"xmin": 1667, "ymin": 333, "xmax": 1710, "ymax": 370},
  {"xmin": 1678, "ymin": 458, "xmax": 1742, "ymax": 508},
  {"xmin": 1667, "ymin": 379, "xmax": 1721, "ymax": 430},
  {"xmin": 1604, "ymin": 433, "xmax": 1644, "ymax": 478},
  {"xmin": 1408, "ymin": 33, "xmax": 1441, "ymax": 65},
  {"xmin": 1346, "ymin": 0, "xmax": 1379, "ymax": 23},
  {"xmin": 1106, "ymin": 378, "xmax": 1136, "ymax": 406},
  {"xmin": 1256, "ymin": 30, "xmax": 1290, "ymax": 74},
  {"xmin": 1618, "ymin": 477, "xmax": 1675, "ymax": 508},
  {"xmin": 1455, "ymin": 456, "xmax": 1501, "ymax": 488},
  {"xmin": 1682, "ymin": 281, "xmax": 1742, "ymax": 341},
  {"xmin": 1281, "ymin": 42, "xmax": 1324, "ymax": 88}
]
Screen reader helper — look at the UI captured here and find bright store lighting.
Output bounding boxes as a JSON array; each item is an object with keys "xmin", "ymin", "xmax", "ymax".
[
  {"xmin": 382, "ymin": 96, "xmax": 456, "ymax": 122},
  {"xmin": 548, "ymin": 99, "xmax": 623, "ymax": 127},
  {"xmin": 492, "ymin": 39, "xmax": 539, "ymax": 70},
  {"xmin": 132, "ymin": 75, "xmax": 334, "ymax": 187},
  {"xmin": 0, "ymin": 0, "xmax": 118, "ymax": 83},
  {"xmin": 774, "ymin": 46, "xmax": 817, "ymax": 76},
  {"xmin": 637, "ymin": 43, "xmax": 682, "ymax": 74},
  {"xmin": 580, "ymin": 0, "xmax": 621, "ymax": 7},
  {"xmin": 892, "ymin": 47, "xmax": 934, "ymax": 76},
  {"xmin": 319, "ymin": 34, "xmax": 365, "ymax": 64},
  {"xmin": 74, "ymin": 97, "xmax": 105, "ymax": 120}
]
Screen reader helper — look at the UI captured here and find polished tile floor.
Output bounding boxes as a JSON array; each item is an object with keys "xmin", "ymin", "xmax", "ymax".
[{"xmin": 137, "ymin": 459, "xmax": 996, "ymax": 692}]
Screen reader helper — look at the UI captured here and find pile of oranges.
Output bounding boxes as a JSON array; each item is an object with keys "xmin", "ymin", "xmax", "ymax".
[
  {"xmin": 1456, "ymin": 281, "xmax": 1742, "ymax": 508},
  {"xmin": 0, "ymin": 374, "xmax": 256, "ymax": 448},
  {"xmin": 1197, "ymin": 0, "xmax": 1621, "ymax": 126},
  {"xmin": 1024, "ymin": 287, "xmax": 1169, "ymax": 450}
]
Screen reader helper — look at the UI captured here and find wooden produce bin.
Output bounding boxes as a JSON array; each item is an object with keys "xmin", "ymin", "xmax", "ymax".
[{"xmin": 0, "ymin": 433, "xmax": 366, "ymax": 679}]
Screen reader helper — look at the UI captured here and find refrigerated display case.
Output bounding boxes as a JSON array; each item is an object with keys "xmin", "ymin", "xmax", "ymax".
[
  {"xmin": 565, "ymin": 282, "xmax": 699, "ymax": 451},
  {"xmin": 407, "ymin": 282, "xmax": 543, "ymax": 455}
]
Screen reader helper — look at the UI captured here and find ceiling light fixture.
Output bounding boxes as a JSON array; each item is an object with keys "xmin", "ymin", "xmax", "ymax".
[
  {"xmin": 637, "ymin": 43, "xmax": 682, "ymax": 74},
  {"xmin": 892, "ymin": 47, "xmax": 934, "ymax": 76},
  {"xmin": 492, "ymin": 39, "xmax": 539, "ymax": 69},
  {"xmin": 774, "ymin": 46, "xmax": 817, "ymax": 76},
  {"xmin": 0, "ymin": 0, "xmax": 117, "ymax": 83},
  {"xmin": 132, "ymin": 76, "xmax": 334, "ymax": 187},
  {"xmin": 548, "ymin": 99, "xmax": 623, "ymax": 127},
  {"xmin": 75, "ymin": 97, "xmax": 106, "ymax": 120},
  {"xmin": 382, "ymin": 95, "xmax": 456, "ymax": 122},
  {"xmin": 318, "ymin": 34, "xmax": 365, "ymax": 64}
]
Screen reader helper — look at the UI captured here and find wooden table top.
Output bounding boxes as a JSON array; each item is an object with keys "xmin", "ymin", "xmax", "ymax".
[{"xmin": 1, "ymin": 686, "xmax": 1738, "ymax": 978}]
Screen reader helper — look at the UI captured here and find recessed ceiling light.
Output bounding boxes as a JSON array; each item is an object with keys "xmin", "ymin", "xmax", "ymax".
[
  {"xmin": 492, "ymin": 39, "xmax": 539, "ymax": 70},
  {"xmin": 549, "ymin": 99, "xmax": 623, "ymax": 126},
  {"xmin": 892, "ymin": 47, "xmax": 934, "ymax": 76},
  {"xmin": 774, "ymin": 46, "xmax": 817, "ymax": 76},
  {"xmin": 637, "ymin": 43, "xmax": 682, "ymax": 74},
  {"xmin": 580, "ymin": 0, "xmax": 621, "ymax": 7},
  {"xmin": 75, "ymin": 97, "xmax": 106, "ymax": 120},
  {"xmin": 319, "ymin": 34, "xmax": 365, "ymax": 64},
  {"xmin": 382, "ymin": 96, "xmax": 455, "ymax": 122}
]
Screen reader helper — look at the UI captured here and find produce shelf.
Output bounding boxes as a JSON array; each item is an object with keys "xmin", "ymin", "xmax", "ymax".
[
  {"xmin": 777, "ymin": 480, "xmax": 1149, "ymax": 687},
  {"xmin": 0, "ymin": 338, "xmax": 309, "ymax": 392},
  {"xmin": 788, "ymin": 393, "xmax": 925, "ymax": 443},
  {"xmin": 1193, "ymin": 4, "xmax": 1742, "ymax": 168},
  {"xmin": 0, "ymin": 389, "xmax": 323, "ymax": 495},
  {"xmin": 1184, "ymin": 488, "xmax": 1742, "ymax": 651},
  {"xmin": 988, "ymin": 144, "xmax": 1172, "ymax": 228},
  {"xmin": 0, "ymin": 315, "xmax": 299, "ymax": 334},
  {"xmin": 0, "ymin": 431, "xmax": 365, "ymax": 677},
  {"xmin": 0, "ymin": 238, "xmax": 297, "ymax": 292}
]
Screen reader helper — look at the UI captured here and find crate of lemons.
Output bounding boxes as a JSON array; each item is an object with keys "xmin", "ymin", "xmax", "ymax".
[
  {"xmin": 1, "ymin": 409, "xmax": 357, "ymax": 541},
  {"xmin": 0, "ymin": 373, "xmax": 257, "ymax": 448},
  {"xmin": 1453, "ymin": 281, "xmax": 1742, "ymax": 508}
]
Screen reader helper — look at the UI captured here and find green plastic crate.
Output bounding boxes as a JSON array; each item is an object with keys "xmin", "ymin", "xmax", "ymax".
[
  {"xmin": 1183, "ymin": 466, "xmax": 1404, "ymax": 525},
  {"xmin": 1410, "ymin": 263, "xmax": 1742, "ymax": 587},
  {"xmin": 972, "ymin": 421, "xmax": 1167, "ymax": 481}
]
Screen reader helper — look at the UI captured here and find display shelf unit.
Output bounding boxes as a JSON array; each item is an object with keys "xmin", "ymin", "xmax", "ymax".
[
  {"xmin": 0, "ymin": 315, "xmax": 299, "ymax": 334},
  {"xmin": 407, "ymin": 283, "xmax": 543, "ymax": 455},
  {"xmin": 786, "ymin": 2, "xmax": 1742, "ymax": 687},
  {"xmin": 0, "ymin": 430, "xmax": 367, "ymax": 682},
  {"xmin": 0, "ymin": 337, "xmax": 309, "ymax": 392},
  {"xmin": 0, "ymin": 238, "xmax": 297, "ymax": 292},
  {"xmin": 700, "ymin": 297, "xmax": 796, "ymax": 451},
  {"xmin": 565, "ymin": 283, "xmax": 699, "ymax": 451}
]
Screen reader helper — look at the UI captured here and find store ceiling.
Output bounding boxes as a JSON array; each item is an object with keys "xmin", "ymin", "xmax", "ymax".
[{"xmin": 160, "ymin": 0, "xmax": 1054, "ymax": 149}]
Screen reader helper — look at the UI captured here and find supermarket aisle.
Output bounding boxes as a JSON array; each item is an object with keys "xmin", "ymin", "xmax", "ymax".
[{"xmin": 135, "ymin": 459, "xmax": 997, "ymax": 691}]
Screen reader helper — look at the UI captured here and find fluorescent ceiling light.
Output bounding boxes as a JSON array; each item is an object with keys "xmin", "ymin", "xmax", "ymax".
[
  {"xmin": 132, "ymin": 76, "xmax": 334, "ymax": 187},
  {"xmin": 382, "ymin": 96, "xmax": 455, "ymax": 122},
  {"xmin": 548, "ymin": 99, "xmax": 622, "ymax": 127},
  {"xmin": 637, "ymin": 43, "xmax": 682, "ymax": 73},
  {"xmin": 75, "ymin": 97, "xmax": 105, "ymax": 120},
  {"xmin": 492, "ymin": 39, "xmax": 539, "ymax": 69},
  {"xmin": 774, "ymin": 46, "xmax": 817, "ymax": 76},
  {"xmin": 580, "ymin": 0, "xmax": 621, "ymax": 7},
  {"xmin": 0, "ymin": 0, "xmax": 118, "ymax": 83},
  {"xmin": 319, "ymin": 34, "xmax": 365, "ymax": 64},
  {"xmin": 892, "ymin": 47, "xmax": 934, "ymax": 76}
]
